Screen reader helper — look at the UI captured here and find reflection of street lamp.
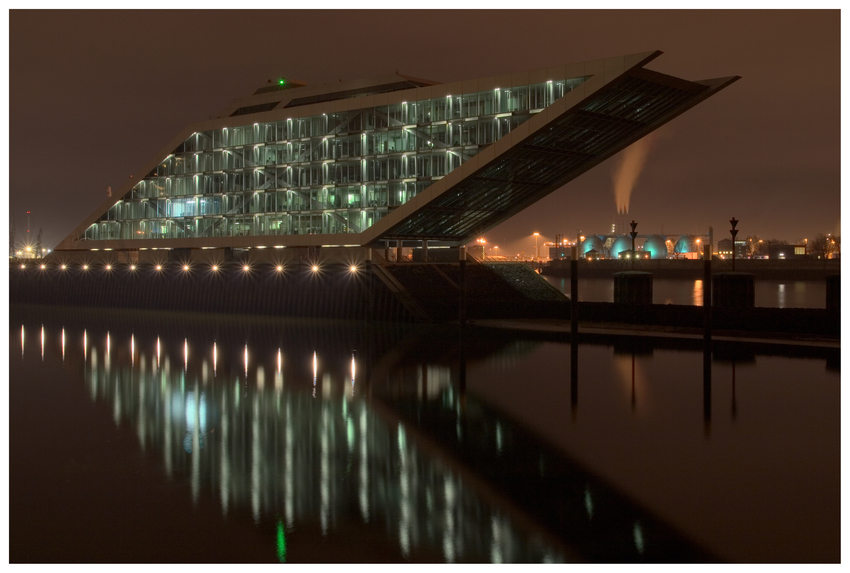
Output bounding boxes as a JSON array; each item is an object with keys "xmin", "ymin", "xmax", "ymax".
[{"xmin": 533, "ymin": 232, "xmax": 539, "ymax": 260}]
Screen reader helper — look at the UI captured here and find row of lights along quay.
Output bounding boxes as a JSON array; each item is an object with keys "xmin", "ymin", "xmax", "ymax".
[{"xmin": 13, "ymin": 260, "xmax": 362, "ymax": 275}]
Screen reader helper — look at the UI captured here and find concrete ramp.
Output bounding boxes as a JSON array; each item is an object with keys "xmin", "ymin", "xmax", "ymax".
[{"xmin": 385, "ymin": 261, "xmax": 570, "ymax": 322}]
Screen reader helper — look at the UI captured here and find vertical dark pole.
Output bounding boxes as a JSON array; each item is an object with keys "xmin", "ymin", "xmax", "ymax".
[
  {"xmin": 365, "ymin": 312, "xmax": 373, "ymax": 398},
  {"xmin": 731, "ymin": 359, "xmax": 737, "ymax": 420},
  {"xmin": 704, "ymin": 244, "xmax": 712, "ymax": 341},
  {"xmin": 570, "ymin": 340, "xmax": 578, "ymax": 421},
  {"xmin": 730, "ymin": 217, "xmax": 738, "ymax": 272},
  {"xmin": 365, "ymin": 248, "xmax": 374, "ymax": 324},
  {"xmin": 458, "ymin": 325, "xmax": 467, "ymax": 408},
  {"xmin": 459, "ymin": 246, "xmax": 467, "ymax": 327},
  {"xmin": 703, "ymin": 342, "xmax": 712, "ymax": 435},
  {"xmin": 570, "ymin": 245, "xmax": 578, "ymax": 337},
  {"xmin": 703, "ymin": 244, "xmax": 712, "ymax": 436}
]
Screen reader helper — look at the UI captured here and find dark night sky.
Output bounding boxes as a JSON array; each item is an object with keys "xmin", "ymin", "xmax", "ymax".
[{"xmin": 7, "ymin": 10, "xmax": 841, "ymax": 255}]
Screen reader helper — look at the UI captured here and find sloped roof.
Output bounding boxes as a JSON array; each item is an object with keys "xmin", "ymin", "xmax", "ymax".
[{"xmin": 362, "ymin": 55, "xmax": 738, "ymax": 245}]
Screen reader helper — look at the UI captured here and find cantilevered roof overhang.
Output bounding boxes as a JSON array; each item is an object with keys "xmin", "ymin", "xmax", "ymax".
[{"xmin": 363, "ymin": 51, "xmax": 739, "ymax": 246}]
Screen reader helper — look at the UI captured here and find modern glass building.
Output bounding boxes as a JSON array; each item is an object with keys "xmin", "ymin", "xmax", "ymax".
[{"xmin": 55, "ymin": 51, "xmax": 737, "ymax": 262}]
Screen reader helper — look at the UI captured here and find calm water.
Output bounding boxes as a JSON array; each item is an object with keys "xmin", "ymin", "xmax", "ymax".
[
  {"xmin": 10, "ymin": 305, "xmax": 839, "ymax": 562},
  {"xmin": 544, "ymin": 276, "xmax": 827, "ymax": 308}
]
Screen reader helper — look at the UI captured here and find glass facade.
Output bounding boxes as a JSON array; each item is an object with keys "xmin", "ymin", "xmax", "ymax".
[{"xmin": 82, "ymin": 77, "xmax": 588, "ymax": 242}]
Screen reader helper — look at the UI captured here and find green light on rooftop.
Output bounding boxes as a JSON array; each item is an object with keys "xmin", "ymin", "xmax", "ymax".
[{"xmin": 278, "ymin": 78, "xmax": 286, "ymax": 86}]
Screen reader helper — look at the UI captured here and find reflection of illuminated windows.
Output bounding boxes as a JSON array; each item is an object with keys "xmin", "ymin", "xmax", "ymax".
[
  {"xmin": 67, "ymin": 332, "xmax": 568, "ymax": 562},
  {"xmin": 183, "ymin": 391, "xmax": 207, "ymax": 453},
  {"xmin": 633, "ymin": 522, "xmax": 645, "ymax": 554}
]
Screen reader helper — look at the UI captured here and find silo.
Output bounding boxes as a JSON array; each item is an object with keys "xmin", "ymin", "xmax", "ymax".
[
  {"xmin": 674, "ymin": 235, "xmax": 697, "ymax": 254},
  {"xmin": 579, "ymin": 235, "xmax": 604, "ymax": 257},
  {"xmin": 642, "ymin": 235, "xmax": 668, "ymax": 259},
  {"xmin": 609, "ymin": 235, "xmax": 632, "ymax": 258}
]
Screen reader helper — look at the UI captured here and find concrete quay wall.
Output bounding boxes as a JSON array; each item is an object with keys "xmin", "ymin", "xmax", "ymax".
[
  {"xmin": 9, "ymin": 261, "xmax": 410, "ymax": 321},
  {"xmin": 544, "ymin": 258, "xmax": 840, "ymax": 280}
]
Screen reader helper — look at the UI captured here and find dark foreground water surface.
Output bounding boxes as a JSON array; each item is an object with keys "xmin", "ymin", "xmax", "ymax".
[{"xmin": 9, "ymin": 305, "xmax": 840, "ymax": 563}]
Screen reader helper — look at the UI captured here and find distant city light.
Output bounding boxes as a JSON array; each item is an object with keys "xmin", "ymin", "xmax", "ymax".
[
  {"xmin": 350, "ymin": 265, "xmax": 358, "ymax": 273},
  {"xmin": 311, "ymin": 265, "xmax": 319, "ymax": 272},
  {"xmin": 276, "ymin": 265, "xmax": 283, "ymax": 272}
]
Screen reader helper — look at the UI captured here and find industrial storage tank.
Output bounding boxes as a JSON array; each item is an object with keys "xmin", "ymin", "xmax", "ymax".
[
  {"xmin": 674, "ymin": 235, "xmax": 699, "ymax": 254},
  {"xmin": 609, "ymin": 235, "xmax": 632, "ymax": 258},
  {"xmin": 579, "ymin": 235, "xmax": 604, "ymax": 257},
  {"xmin": 642, "ymin": 235, "xmax": 669, "ymax": 259}
]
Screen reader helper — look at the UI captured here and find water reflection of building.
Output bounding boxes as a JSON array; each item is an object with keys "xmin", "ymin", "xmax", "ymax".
[{"xmin": 76, "ymin": 328, "xmax": 562, "ymax": 563}]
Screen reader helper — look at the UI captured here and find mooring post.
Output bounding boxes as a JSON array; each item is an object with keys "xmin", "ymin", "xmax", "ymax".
[{"xmin": 458, "ymin": 246, "xmax": 467, "ymax": 327}]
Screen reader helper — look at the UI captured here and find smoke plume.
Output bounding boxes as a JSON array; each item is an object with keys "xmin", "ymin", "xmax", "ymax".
[{"xmin": 612, "ymin": 133, "xmax": 657, "ymax": 214}]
